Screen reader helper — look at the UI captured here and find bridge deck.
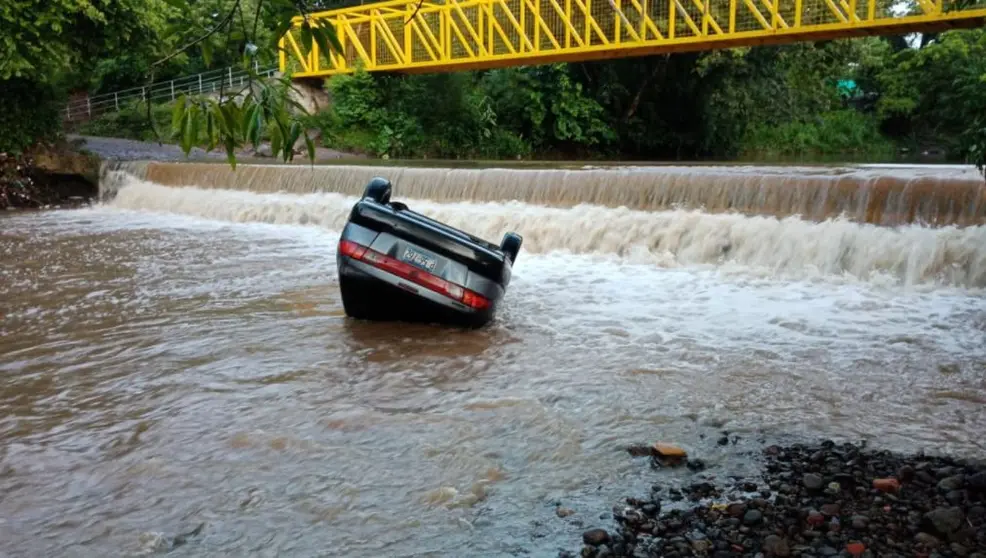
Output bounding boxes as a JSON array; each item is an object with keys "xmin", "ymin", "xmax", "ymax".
[{"xmin": 278, "ymin": 0, "xmax": 986, "ymax": 77}]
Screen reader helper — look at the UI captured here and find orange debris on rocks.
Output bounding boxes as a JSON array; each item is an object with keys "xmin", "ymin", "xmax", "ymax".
[
  {"xmin": 847, "ymin": 542, "xmax": 865, "ymax": 556},
  {"xmin": 873, "ymin": 478, "xmax": 900, "ymax": 493},
  {"xmin": 651, "ymin": 443, "xmax": 687, "ymax": 458},
  {"xmin": 651, "ymin": 443, "xmax": 688, "ymax": 466}
]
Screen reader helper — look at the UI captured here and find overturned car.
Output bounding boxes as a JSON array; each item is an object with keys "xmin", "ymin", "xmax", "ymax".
[{"xmin": 336, "ymin": 177, "xmax": 523, "ymax": 328}]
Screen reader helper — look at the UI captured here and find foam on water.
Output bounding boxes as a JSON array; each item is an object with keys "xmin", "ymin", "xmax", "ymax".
[{"xmin": 102, "ymin": 171, "xmax": 986, "ymax": 288}]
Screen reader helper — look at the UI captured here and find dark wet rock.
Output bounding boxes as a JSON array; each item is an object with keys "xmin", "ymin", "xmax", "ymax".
[
  {"xmin": 915, "ymin": 532, "xmax": 942, "ymax": 548},
  {"xmin": 820, "ymin": 503, "xmax": 840, "ymax": 517},
  {"xmin": 940, "ymin": 475, "xmax": 966, "ymax": 493},
  {"xmin": 937, "ymin": 466, "xmax": 961, "ymax": 478},
  {"xmin": 584, "ymin": 529, "xmax": 611, "ymax": 546},
  {"xmin": 851, "ymin": 514, "xmax": 869, "ymax": 529},
  {"xmin": 968, "ymin": 472, "xmax": 986, "ymax": 491},
  {"xmin": 917, "ymin": 471, "xmax": 937, "ymax": 486},
  {"xmin": 727, "ymin": 503, "xmax": 747, "ymax": 517},
  {"xmin": 171, "ymin": 522, "xmax": 205, "ymax": 547},
  {"xmin": 627, "ymin": 445, "xmax": 652, "ymax": 457},
  {"xmin": 898, "ymin": 465, "xmax": 917, "ymax": 483},
  {"xmin": 743, "ymin": 509, "xmax": 763, "ymax": 525},
  {"xmin": 947, "ymin": 490, "xmax": 967, "ymax": 505},
  {"xmin": 763, "ymin": 534, "xmax": 790, "ymax": 557},
  {"xmin": 691, "ymin": 539, "xmax": 711, "ymax": 553},
  {"xmin": 925, "ymin": 506, "xmax": 964, "ymax": 535},
  {"xmin": 687, "ymin": 459, "xmax": 708, "ymax": 472},
  {"xmin": 803, "ymin": 473, "xmax": 824, "ymax": 491}
]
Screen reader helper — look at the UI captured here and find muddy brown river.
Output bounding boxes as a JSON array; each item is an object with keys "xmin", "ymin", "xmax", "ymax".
[{"xmin": 2, "ymin": 163, "xmax": 986, "ymax": 557}]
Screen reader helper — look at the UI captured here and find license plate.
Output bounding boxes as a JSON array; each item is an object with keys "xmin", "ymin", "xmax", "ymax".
[{"xmin": 400, "ymin": 246, "xmax": 437, "ymax": 272}]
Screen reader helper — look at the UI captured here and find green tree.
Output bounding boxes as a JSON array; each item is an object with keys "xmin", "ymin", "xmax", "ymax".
[
  {"xmin": 0, "ymin": 0, "xmax": 342, "ymax": 163},
  {"xmin": 876, "ymin": 28, "xmax": 986, "ymax": 171},
  {"xmin": 0, "ymin": 0, "xmax": 172, "ymax": 81},
  {"xmin": 0, "ymin": 0, "xmax": 175, "ymax": 152}
]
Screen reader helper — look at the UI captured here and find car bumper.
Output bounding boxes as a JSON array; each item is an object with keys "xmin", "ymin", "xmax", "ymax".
[{"xmin": 337, "ymin": 255, "xmax": 497, "ymax": 328}]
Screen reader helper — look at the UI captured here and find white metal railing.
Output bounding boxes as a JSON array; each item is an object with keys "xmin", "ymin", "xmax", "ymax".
[{"xmin": 62, "ymin": 63, "xmax": 280, "ymax": 121}]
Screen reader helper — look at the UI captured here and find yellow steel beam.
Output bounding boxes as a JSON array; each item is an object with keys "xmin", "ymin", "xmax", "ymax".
[{"xmin": 279, "ymin": 0, "xmax": 986, "ymax": 77}]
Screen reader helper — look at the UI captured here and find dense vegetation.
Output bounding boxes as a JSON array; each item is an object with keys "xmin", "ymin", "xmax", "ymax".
[
  {"xmin": 305, "ymin": 28, "xmax": 986, "ymax": 168},
  {"xmin": 2, "ymin": 0, "xmax": 984, "ymax": 176}
]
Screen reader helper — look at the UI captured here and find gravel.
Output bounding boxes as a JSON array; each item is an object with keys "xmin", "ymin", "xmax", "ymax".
[{"xmin": 561, "ymin": 439, "xmax": 986, "ymax": 557}]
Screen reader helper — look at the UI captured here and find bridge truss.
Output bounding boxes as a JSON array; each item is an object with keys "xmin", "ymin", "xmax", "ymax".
[{"xmin": 278, "ymin": 0, "xmax": 986, "ymax": 77}]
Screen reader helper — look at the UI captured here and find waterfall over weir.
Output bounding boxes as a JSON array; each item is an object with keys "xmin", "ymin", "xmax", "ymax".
[
  {"xmin": 103, "ymin": 160, "xmax": 986, "ymax": 228},
  {"xmin": 98, "ymin": 161, "xmax": 986, "ymax": 288}
]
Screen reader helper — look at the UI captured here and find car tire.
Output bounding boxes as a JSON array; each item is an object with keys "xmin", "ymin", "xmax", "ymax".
[
  {"xmin": 363, "ymin": 177, "xmax": 392, "ymax": 204},
  {"xmin": 500, "ymin": 232, "xmax": 523, "ymax": 263}
]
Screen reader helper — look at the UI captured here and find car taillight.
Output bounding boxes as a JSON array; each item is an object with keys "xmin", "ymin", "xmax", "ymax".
[
  {"xmin": 461, "ymin": 290, "xmax": 490, "ymax": 310},
  {"xmin": 338, "ymin": 239, "xmax": 490, "ymax": 310},
  {"xmin": 339, "ymin": 240, "xmax": 367, "ymax": 259}
]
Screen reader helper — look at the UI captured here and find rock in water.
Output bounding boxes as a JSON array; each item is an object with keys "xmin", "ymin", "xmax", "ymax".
[
  {"xmin": 558, "ymin": 507, "xmax": 576, "ymax": 518},
  {"xmin": 583, "ymin": 528, "xmax": 610, "ymax": 546},
  {"xmin": 651, "ymin": 443, "xmax": 688, "ymax": 467}
]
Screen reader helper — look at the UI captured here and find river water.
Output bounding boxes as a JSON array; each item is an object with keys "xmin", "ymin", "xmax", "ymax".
[{"xmin": 2, "ymin": 163, "xmax": 986, "ymax": 557}]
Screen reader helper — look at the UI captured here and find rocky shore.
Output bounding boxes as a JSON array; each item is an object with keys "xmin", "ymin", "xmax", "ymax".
[
  {"xmin": 1, "ymin": 134, "xmax": 366, "ymax": 211},
  {"xmin": 1, "ymin": 141, "xmax": 100, "ymax": 210},
  {"xmin": 564, "ymin": 439, "xmax": 986, "ymax": 558}
]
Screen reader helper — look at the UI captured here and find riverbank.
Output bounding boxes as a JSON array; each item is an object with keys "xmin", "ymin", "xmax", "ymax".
[
  {"xmin": 562, "ymin": 438, "xmax": 986, "ymax": 558},
  {"xmin": 0, "ymin": 141, "xmax": 101, "ymax": 210},
  {"xmin": 1, "ymin": 134, "xmax": 369, "ymax": 211}
]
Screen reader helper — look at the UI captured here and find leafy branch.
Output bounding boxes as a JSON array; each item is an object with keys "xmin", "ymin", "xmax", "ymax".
[{"xmin": 143, "ymin": 0, "xmax": 343, "ymax": 167}]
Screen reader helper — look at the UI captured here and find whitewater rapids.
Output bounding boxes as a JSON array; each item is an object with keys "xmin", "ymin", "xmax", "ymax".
[{"xmin": 104, "ymin": 171, "xmax": 986, "ymax": 288}]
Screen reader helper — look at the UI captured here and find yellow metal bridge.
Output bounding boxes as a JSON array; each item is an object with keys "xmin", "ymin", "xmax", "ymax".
[{"xmin": 279, "ymin": 0, "xmax": 986, "ymax": 77}]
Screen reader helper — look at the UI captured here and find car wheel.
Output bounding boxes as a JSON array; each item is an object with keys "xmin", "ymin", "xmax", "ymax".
[
  {"xmin": 363, "ymin": 177, "xmax": 392, "ymax": 204},
  {"xmin": 500, "ymin": 232, "xmax": 523, "ymax": 263}
]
